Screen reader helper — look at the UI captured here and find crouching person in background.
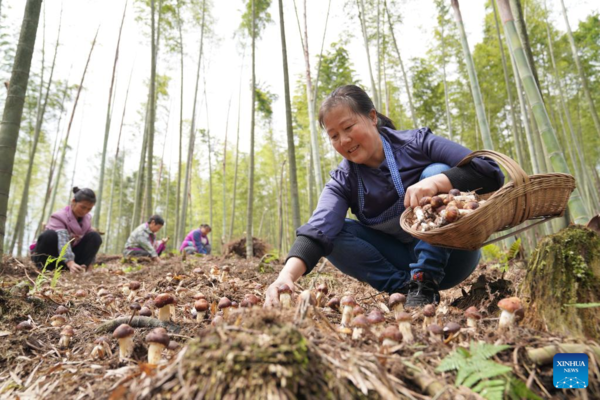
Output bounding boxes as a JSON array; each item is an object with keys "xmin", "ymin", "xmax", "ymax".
[
  {"xmin": 179, "ymin": 224, "xmax": 212, "ymax": 255},
  {"xmin": 123, "ymin": 215, "xmax": 167, "ymax": 263},
  {"xmin": 31, "ymin": 187, "xmax": 102, "ymax": 273}
]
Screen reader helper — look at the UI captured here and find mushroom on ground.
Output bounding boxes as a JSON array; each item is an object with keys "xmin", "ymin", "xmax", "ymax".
[
  {"xmin": 395, "ymin": 312, "xmax": 414, "ymax": 343},
  {"xmin": 16, "ymin": 321, "xmax": 33, "ymax": 331},
  {"xmin": 427, "ymin": 324, "xmax": 444, "ymax": 343},
  {"xmin": 218, "ymin": 297, "xmax": 232, "ymax": 319},
  {"xmin": 127, "ymin": 281, "xmax": 141, "ymax": 301},
  {"xmin": 50, "ymin": 315, "xmax": 67, "ymax": 327},
  {"xmin": 388, "ymin": 293, "xmax": 406, "ymax": 319},
  {"xmin": 278, "ymin": 284, "xmax": 293, "ymax": 308},
  {"xmin": 315, "ymin": 283, "xmax": 328, "ymax": 307},
  {"xmin": 379, "ymin": 326, "xmax": 403, "ymax": 348},
  {"xmin": 498, "ymin": 297, "xmax": 522, "ymax": 329},
  {"xmin": 128, "ymin": 302, "xmax": 141, "ymax": 324},
  {"xmin": 75, "ymin": 289, "xmax": 87, "ymax": 298},
  {"xmin": 139, "ymin": 307, "xmax": 152, "ymax": 317},
  {"xmin": 211, "ymin": 315, "xmax": 224, "ymax": 327},
  {"xmin": 59, "ymin": 325, "xmax": 74, "ymax": 348},
  {"xmin": 91, "ymin": 336, "xmax": 112, "ymax": 359},
  {"xmin": 194, "ymin": 299, "xmax": 209, "ymax": 322},
  {"xmin": 351, "ymin": 315, "xmax": 370, "ymax": 341},
  {"xmin": 146, "ymin": 327, "xmax": 169, "ymax": 365},
  {"xmin": 464, "ymin": 306, "xmax": 482, "ymax": 329},
  {"xmin": 220, "ymin": 265, "xmax": 230, "ymax": 283},
  {"xmin": 325, "ymin": 297, "xmax": 340, "ymax": 313},
  {"xmin": 443, "ymin": 322, "xmax": 461, "ymax": 344},
  {"xmin": 113, "ymin": 323, "xmax": 135, "ymax": 361},
  {"xmin": 244, "ymin": 294, "xmax": 261, "ymax": 308},
  {"xmin": 154, "ymin": 293, "xmax": 176, "ymax": 322},
  {"xmin": 367, "ymin": 310, "xmax": 385, "ymax": 336},
  {"xmin": 422, "ymin": 304, "xmax": 436, "ymax": 330},
  {"xmin": 55, "ymin": 305, "xmax": 69, "ymax": 315},
  {"xmin": 340, "ymin": 296, "xmax": 357, "ymax": 327}
]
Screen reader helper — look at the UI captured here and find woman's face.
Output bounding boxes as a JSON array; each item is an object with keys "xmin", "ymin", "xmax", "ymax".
[
  {"xmin": 323, "ymin": 104, "xmax": 383, "ymax": 168},
  {"xmin": 71, "ymin": 200, "xmax": 95, "ymax": 218}
]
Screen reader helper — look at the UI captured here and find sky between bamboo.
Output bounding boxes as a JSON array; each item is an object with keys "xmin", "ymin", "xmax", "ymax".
[{"xmin": 1, "ymin": 0, "xmax": 597, "ymax": 193}]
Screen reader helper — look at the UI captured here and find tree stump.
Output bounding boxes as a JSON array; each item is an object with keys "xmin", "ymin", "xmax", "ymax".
[{"xmin": 520, "ymin": 225, "xmax": 600, "ymax": 339}]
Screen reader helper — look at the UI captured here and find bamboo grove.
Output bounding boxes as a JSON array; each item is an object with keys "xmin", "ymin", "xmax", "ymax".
[{"xmin": 0, "ymin": 0, "xmax": 599, "ymax": 258}]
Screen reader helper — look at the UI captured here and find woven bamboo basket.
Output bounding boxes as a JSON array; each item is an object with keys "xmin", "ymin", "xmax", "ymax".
[{"xmin": 399, "ymin": 150, "xmax": 576, "ymax": 250}]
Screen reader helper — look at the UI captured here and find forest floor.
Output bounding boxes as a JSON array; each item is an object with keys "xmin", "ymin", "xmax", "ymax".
[{"xmin": 0, "ymin": 243, "xmax": 598, "ymax": 399}]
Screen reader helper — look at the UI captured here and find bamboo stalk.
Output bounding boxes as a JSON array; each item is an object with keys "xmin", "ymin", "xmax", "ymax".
[{"xmin": 496, "ymin": 0, "xmax": 589, "ymax": 225}]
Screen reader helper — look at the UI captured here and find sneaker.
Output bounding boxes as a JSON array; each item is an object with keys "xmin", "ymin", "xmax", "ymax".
[{"xmin": 405, "ymin": 272, "xmax": 440, "ymax": 308}]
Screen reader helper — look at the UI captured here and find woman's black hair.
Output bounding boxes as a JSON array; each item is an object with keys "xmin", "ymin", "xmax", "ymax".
[
  {"xmin": 148, "ymin": 215, "xmax": 165, "ymax": 226},
  {"xmin": 200, "ymin": 223, "xmax": 211, "ymax": 230},
  {"xmin": 72, "ymin": 187, "xmax": 97, "ymax": 204},
  {"xmin": 318, "ymin": 85, "xmax": 396, "ymax": 130}
]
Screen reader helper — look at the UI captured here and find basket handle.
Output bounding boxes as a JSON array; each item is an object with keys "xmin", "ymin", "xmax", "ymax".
[{"xmin": 456, "ymin": 150, "xmax": 532, "ymax": 226}]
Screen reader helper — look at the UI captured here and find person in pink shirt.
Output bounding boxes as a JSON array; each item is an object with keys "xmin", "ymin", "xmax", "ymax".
[
  {"xmin": 180, "ymin": 224, "xmax": 211, "ymax": 255},
  {"xmin": 31, "ymin": 187, "xmax": 102, "ymax": 273}
]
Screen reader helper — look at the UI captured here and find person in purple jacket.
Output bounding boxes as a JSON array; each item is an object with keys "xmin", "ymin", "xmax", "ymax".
[
  {"xmin": 265, "ymin": 85, "xmax": 504, "ymax": 308},
  {"xmin": 31, "ymin": 187, "xmax": 102, "ymax": 273},
  {"xmin": 179, "ymin": 224, "xmax": 212, "ymax": 255}
]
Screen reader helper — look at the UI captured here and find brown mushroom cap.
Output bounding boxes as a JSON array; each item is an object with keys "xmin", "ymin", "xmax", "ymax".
[
  {"xmin": 60, "ymin": 325, "xmax": 74, "ymax": 336},
  {"xmin": 167, "ymin": 340, "xmax": 180, "ymax": 351},
  {"xmin": 75, "ymin": 289, "xmax": 87, "ymax": 298},
  {"xmin": 427, "ymin": 324, "xmax": 443, "ymax": 335},
  {"xmin": 218, "ymin": 297, "xmax": 232, "ymax": 310},
  {"xmin": 379, "ymin": 326, "xmax": 403, "ymax": 343},
  {"xmin": 145, "ymin": 327, "xmax": 169, "ymax": 347},
  {"xmin": 367, "ymin": 310, "xmax": 385, "ymax": 325},
  {"xmin": 464, "ymin": 201, "xmax": 480, "ymax": 210},
  {"xmin": 128, "ymin": 281, "xmax": 141, "ymax": 291},
  {"xmin": 395, "ymin": 311, "xmax": 412, "ymax": 322},
  {"xmin": 498, "ymin": 297, "xmax": 522, "ymax": 312},
  {"xmin": 113, "ymin": 324, "xmax": 134, "ymax": 339},
  {"xmin": 244, "ymin": 294, "xmax": 260, "ymax": 306},
  {"xmin": 195, "ymin": 299, "xmax": 209, "ymax": 312},
  {"xmin": 352, "ymin": 305, "xmax": 365, "ymax": 316},
  {"xmin": 130, "ymin": 302, "xmax": 142, "ymax": 311},
  {"xmin": 316, "ymin": 283, "xmax": 328, "ymax": 294},
  {"xmin": 139, "ymin": 307, "xmax": 152, "ymax": 317},
  {"xmin": 464, "ymin": 306, "xmax": 482, "ymax": 320},
  {"xmin": 341, "ymin": 295, "xmax": 357, "ymax": 307},
  {"xmin": 98, "ymin": 288, "xmax": 111, "ymax": 297},
  {"xmin": 211, "ymin": 315, "xmax": 224, "ymax": 326},
  {"xmin": 51, "ymin": 315, "xmax": 67, "ymax": 324},
  {"xmin": 422, "ymin": 304, "xmax": 436, "ymax": 317},
  {"xmin": 277, "ymin": 284, "xmax": 292, "ymax": 294},
  {"xmin": 55, "ymin": 305, "xmax": 69, "ymax": 315},
  {"xmin": 326, "ymin": 297, "xmax": 340, "ymax": 310},
  {"xmin": 221, "ymin": 265, "xmax": 230, "ymax": 272},
  {"xmin": 351, "ymin": 315, "xmax": 370, "ymax": 328},
  {"xmin": 154, "ymin": 293, "xmax": 176, "ymax": 308},
  {"xmin": 193, "ymin": 293, "xmax": 206, "ymax": 300},
  {"xmin": 449, "ymin": 189, "xmax": 461, "ymax": 196},
  {"xmin": 94, "ymin": 336, "xmax": 109, "ymax": 345},
  {"xmin": 389, "ymin": 293, "xmax": 407, "ymax": 308},
  {"xmin": 443, "ymin": 322, "xmax": 461, "ymax": 335},
  {"xmin": 16, "ymin": 321, "xmax": 33, "ymax": 330}
]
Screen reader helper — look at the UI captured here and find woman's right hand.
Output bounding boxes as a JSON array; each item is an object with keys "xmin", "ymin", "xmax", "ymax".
[
  {"xmin": 264, "ymin": 257, "xmax": 307, "ymax": 308},
  {"xmin": 264, "ymin": 274, "xmax": 295, "ymax": 308},
  {"xmin": 66, "ymin": 260, "xmax": 85, "ymax": 273}
]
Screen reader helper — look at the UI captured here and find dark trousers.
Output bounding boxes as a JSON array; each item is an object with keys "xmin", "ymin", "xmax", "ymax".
[{"xmin": 31, "ymin": 230, "xmax": 102, "ymax": 270}]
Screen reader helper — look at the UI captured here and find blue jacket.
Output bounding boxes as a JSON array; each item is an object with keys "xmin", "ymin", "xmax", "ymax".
[{"xmin": 290, "ymin": 127, "xmax": 505, "ymax": 273}]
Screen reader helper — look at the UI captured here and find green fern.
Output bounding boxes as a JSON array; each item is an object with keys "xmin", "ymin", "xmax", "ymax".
[
  {"xmin": 436, "ymin": 341, "xmax": 540, "ymax": 400},
  {"xmin": 481, "ymin": 238, "xmax": 521, "ymax": 272}
]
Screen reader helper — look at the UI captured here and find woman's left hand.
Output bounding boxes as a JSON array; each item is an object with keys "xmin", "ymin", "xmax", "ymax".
[{"xmin": 404, "ymin": 175, "xmax": 452, "ymax": 209}]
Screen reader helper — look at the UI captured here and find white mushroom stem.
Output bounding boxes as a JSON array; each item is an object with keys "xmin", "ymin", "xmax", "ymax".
[
  {"xmin": 157, "ymin": 306, "xmax": 171, "ymax": 322},
  {"xmin": 315, "ymin": 292, "xmax": 324, "ymax": 307},
  {"xmin": 352, "ymin": 327, "xmax": 364, "ymax": 341},
  {"xmin": 422, "ymin": 316, "xmax": 434, "ymax": 331},
  {"xmin": 220, "ymin": 272, "xmax": 229, "ymax": 283},
  {"xmin": 222, "ymin": 308, "xmax": 230, "ymax": 319},
  {"xmin": 127, "ymin": 290, "xmax": 137, "ymax": 302},
  {"xmin": 147, "ymin": 343, "xmax": 166, "ymax": 365},
  {"xmin": 59, "ymin": 335, "xmax": 71, "ymax": 348},
  {"xmin": 279, "ymin": 293, "xmax": 291, "ymax": 308},
  {"xmin": 341, "ymin": 306, "xmax": 353, "ymax": 327},
  {"xmin": 382, "ymin": 338, "xmax": 399, "ymax": 347},
  {"xmin": 499, "ymin": 310, "xmax": 515, "ymax": 329},
  {"xmin": 467, "ymin": 317, "xmax": 478, "ymax": 329},
  {"xmin": 91, "ymin": 342, "xmax": 111, "ymax": 359},
  {"xmin": 392, "ymin": 305, "xmax": 404, "ymax": 320},
  {"xmin": 122, "ymin": 286, "xmax": 130, "ymax": 296},
  {"xmin": 398, "ymin": 321, "xmax": 414, "ymax": 343},
  {"xmin": 118, "ymin": 337, "xmax": 134, "ymax": 360},
  {"xmin": 196, "ymin": 313, "xmax": 204, "ymax": 323},
  {"xmin": 414, "ymin": 206, "xmax": 425, "ymax": 222}
]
